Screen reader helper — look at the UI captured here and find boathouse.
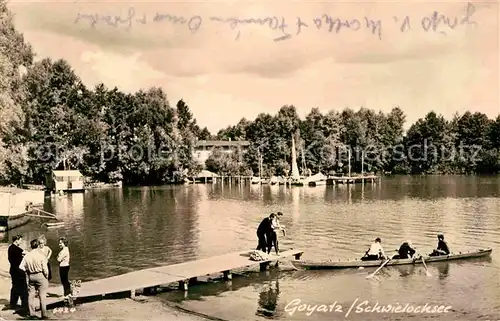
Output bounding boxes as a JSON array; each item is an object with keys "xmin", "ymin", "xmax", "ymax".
[
  {"xmin": 46, "ymin": 170, "xmax": 85, "ymax": 193},
  {"xmin": 195, "ymin": 169, "xmax": 219, "ymax": 183}
]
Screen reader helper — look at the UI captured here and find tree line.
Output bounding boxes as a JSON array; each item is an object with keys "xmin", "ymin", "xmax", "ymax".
[
  {"xmin": 211, "ymin": 107, "xmax": 500, "ymax": 177},
  {"xmin": 0, "ymin": 1, "xmax": 499, "ymax": 186}
]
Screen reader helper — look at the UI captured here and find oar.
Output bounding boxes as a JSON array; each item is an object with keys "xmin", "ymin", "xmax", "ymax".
[
  {"xmin": 420, "ymin": 256, "xmax": 432, "ymax": 277},
  {"xmin": 366, "ymin": 258, "xmax": 391, "ymax": 279}
]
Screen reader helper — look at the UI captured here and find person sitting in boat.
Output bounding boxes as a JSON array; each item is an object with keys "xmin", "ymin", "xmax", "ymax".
[
  {"xmin": 430, "ymin": 234, "xmax": 450, "ymax": 256},
  {"xmin": 361, "ymin": 238, "xmax": 386, "ymax": 261},
  {"xmin": 392, "ymin": 241, "xmax": 416, "ymax": 259}
]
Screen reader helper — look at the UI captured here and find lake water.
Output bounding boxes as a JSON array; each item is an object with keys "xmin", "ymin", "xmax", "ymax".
[{"xmin": 1, "ymin": 176, "xmax": 499, "ymax": 321}]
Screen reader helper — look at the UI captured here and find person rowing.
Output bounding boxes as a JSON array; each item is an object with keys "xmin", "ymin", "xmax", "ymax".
[
  {"xmin": 392, "ymin": 240, "xmax": 416, "ymax": 259},
  {"xmin": 430, "ymin": 234, "xmax": 450, "ymax": 256},
  {"xmin": 361, "ymin": 237, "xmax": 386, "ymax": 261}
]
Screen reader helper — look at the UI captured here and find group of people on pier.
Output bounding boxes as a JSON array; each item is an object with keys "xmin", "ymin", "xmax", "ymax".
[
  {"xmin": 256, "ymin": 212, "xmax": 286, "ymax": 255},
  {"xmin": 7, "ymin": 234, "xmax": 71, "ymax": 319},
  {"xmin": 361, "ymin": 234, "xmax": 450, "ymax": 261}
]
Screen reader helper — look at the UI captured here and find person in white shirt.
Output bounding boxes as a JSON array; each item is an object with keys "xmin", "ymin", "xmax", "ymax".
[
  {"xmin": 38, "ymin": 235, "xmax": 52, "ymax": 281},
  {"xmin": 361, "ymin": 237, "xmax": 386, "ymax": 261},
  {"xmin": 19, "ymin": 239, "xmax": 49, "ymax": 319},
  {"xmin": 57, "ymin": 237, "xmax": 71, "ymax": 298},
  {"xmin": 268, "ymin": 212, "xmax": 286, "ymax": 255}
]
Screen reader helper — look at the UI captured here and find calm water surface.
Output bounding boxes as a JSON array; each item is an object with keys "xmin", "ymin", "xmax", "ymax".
[{"xmin": 1, "ymin": 176, "xmax": 499, "ymax": 321}]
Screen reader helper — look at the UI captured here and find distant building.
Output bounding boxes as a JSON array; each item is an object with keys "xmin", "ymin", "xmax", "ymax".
[
  {"xmin": 194, "ymin": 140, "xmax": 250, "ymax": 165},
  {"xmin": 46, "ymin": 170, "xmax": 85, "ymax": 193}
]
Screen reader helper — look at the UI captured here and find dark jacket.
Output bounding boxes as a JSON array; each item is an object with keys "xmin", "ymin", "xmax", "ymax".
[
  {"xmin": 398, "ymin": 242, "xmax": 416, "ymax": 259},
  {"xmin": 257, "ymin": 217, "xmax": 272, "ymax": 235},
  {"xmin": 8, "ymin": 244, "xmax": 24, "ymax": 273},
  {"xmin": 437, "ymin": 240, "xmax": 450, "ymax": 254}
]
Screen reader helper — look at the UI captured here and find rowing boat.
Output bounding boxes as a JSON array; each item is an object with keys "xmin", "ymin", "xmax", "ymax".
[
  {"xmin": 43, "ymin": 221, "xmax": 65, "ymax": 228},
  {"xmin": 290, "ymin": 248, "xmax": 492, "ymax": 270}
]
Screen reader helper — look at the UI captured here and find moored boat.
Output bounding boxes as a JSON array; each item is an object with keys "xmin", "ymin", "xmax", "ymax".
[
  {"xmin": 251, "ymin": 177, "xmax": 262, "ymax": 184},
  {"xmin": 43, "ymin": 221, "xmax": 65, "ymax": 228},
  {"xmin": 0, "ymin": 212, "xmax": 31, "ymax": 231},
  {"xmin": 291, "ymin": 248, "xmax": 492, "ymax": 270}
]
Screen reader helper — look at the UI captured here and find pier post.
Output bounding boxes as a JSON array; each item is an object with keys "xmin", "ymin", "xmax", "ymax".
[
  {"xmin": 130, "ymin": 289, "xmax": 136, "ymax": 298},
  {"xmin": 179, "ymin": 279, "xmax": 189, "ymax": 291},
  {"xmin": 223, "ymin": 270, "xmax": 232, "ymax": 280},
  {"xmin": 143, "ymin": 287, "xmax": 157, "ymax": 295}
]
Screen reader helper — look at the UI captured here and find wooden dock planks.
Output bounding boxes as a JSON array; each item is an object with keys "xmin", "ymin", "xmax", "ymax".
[{"xmin": 46, "ymin": 248, "xmax": 303, "ymax": 306}]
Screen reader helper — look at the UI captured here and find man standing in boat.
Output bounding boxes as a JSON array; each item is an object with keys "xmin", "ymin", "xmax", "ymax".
[
  {"xmin": 430, "ymin": 234, "xmax": 450, "ymax": 256},
  {"xmin": 256, "ymin": 213, "xmax": 275, "ymax": 252},
  {"xmin": 361, "ymin": 238, "xmax": 386, "ymax": 261}
]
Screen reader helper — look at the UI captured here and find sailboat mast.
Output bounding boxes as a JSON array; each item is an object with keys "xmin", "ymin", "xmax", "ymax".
[
  {"xmin": 259, "ymin": 150, "xmax": 263, "ymax": 179},
  {"xmin": 301, "ymin": 145, "xmax": 306, "ymax": 176},
  {"xmin": 291, "ymin": 135, "xmax": 300, "ymax": 179},
  {"xmin": 348, "ymin": 148, "xmax": 351, "ymax": 177}
]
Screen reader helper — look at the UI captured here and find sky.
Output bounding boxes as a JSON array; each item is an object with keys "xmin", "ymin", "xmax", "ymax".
[{"xmin": 6, "ymin": 0, "xmax": 500, "ymax": 134}]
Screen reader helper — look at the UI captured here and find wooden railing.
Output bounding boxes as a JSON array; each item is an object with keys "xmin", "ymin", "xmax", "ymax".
[{"xmin": 26, "ymin": 208, "xmax": 58, "ymax": 220}]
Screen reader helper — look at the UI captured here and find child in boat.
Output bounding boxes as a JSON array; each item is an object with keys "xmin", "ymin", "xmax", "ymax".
[
  {"xmin": 361, "ymin": 238, "xmax": 386, "ymax": 261},
  {"xmin": 38, "ymin": 235, "xmax": 52, "ymax": 281},
  {"xmin": 430, "ymin": 234, "xmax": 450, "ymax": 256}
]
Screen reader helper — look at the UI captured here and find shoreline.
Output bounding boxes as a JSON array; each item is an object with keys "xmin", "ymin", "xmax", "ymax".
[
  {"xmin": 4, "ymin": 173, "xmax": 500, "ymax": 191},
  {"xmin": 0, "ymin": 276, "xmax": 218, "ymax": 321}
]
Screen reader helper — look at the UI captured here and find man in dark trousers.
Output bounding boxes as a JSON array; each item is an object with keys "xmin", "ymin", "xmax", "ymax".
[
  {"xmin": 256, "ymin": 213, "xmax": 276, "ymax": 252},
  {"xmin": 8, "ymin": 235, "xmax": 28, "ymax": 315}
]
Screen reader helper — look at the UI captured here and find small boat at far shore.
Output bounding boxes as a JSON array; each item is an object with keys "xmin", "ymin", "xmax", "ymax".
[
  {"xmin": 43, "ymin": 221, "xmax": 65, "ymax": 228},
  {"xmin": 291, "ymin": 248, "xmax": 492, "ymax": 270}
]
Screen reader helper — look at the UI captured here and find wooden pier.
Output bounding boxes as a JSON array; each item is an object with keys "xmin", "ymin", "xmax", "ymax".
[
  {"xmin": 45, "ymin": 248, "xmax": 303, "ymax": 306},
  {"xmin": 329, "ymin": 175, "xmax": 380, "ymax": 185}
]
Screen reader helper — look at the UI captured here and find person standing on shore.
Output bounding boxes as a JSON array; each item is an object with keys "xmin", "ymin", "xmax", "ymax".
[
  {"xmin": 19, "ymin": 239, "xmax": 49, "ymax": 320},
  {"xmin": 8, "ymin": 235, "xmax": 28, "ymax": 315},
  {"xmin": 38, "ymin": 235, "xmax": 52, "ymax": 281},
  {"xmin": 57, "ymin": 237, "xmax": 71, "ymax": 298}
]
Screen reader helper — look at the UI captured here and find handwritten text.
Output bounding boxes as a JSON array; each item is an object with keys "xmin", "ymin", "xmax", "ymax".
[{"xmin": 73, "ymin": 3, "xmax": 479, "ymax": 42}]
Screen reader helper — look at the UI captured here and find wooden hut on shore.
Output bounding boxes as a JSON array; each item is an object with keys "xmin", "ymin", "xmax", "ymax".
[{"xmin": 46, "ymin": 170, "xmax": 85, "ymax": 194}]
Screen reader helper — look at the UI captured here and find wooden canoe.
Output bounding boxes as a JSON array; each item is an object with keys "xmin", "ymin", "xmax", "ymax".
[{"xmin": 291, "ymin": 248, "xmax": 492, "ymax": 270}]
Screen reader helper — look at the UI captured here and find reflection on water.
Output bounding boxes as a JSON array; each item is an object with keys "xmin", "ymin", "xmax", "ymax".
[
  {"xmin": 257, "ymin": 277, "xmax": 280, "ymax": 318},
  {"xmin": 0, "ymin": 176, "xmax": 499, "ymax": 320},
  {"xmin": 436, "ymin": 262, "xmax": 450, "ymax": 279}
]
